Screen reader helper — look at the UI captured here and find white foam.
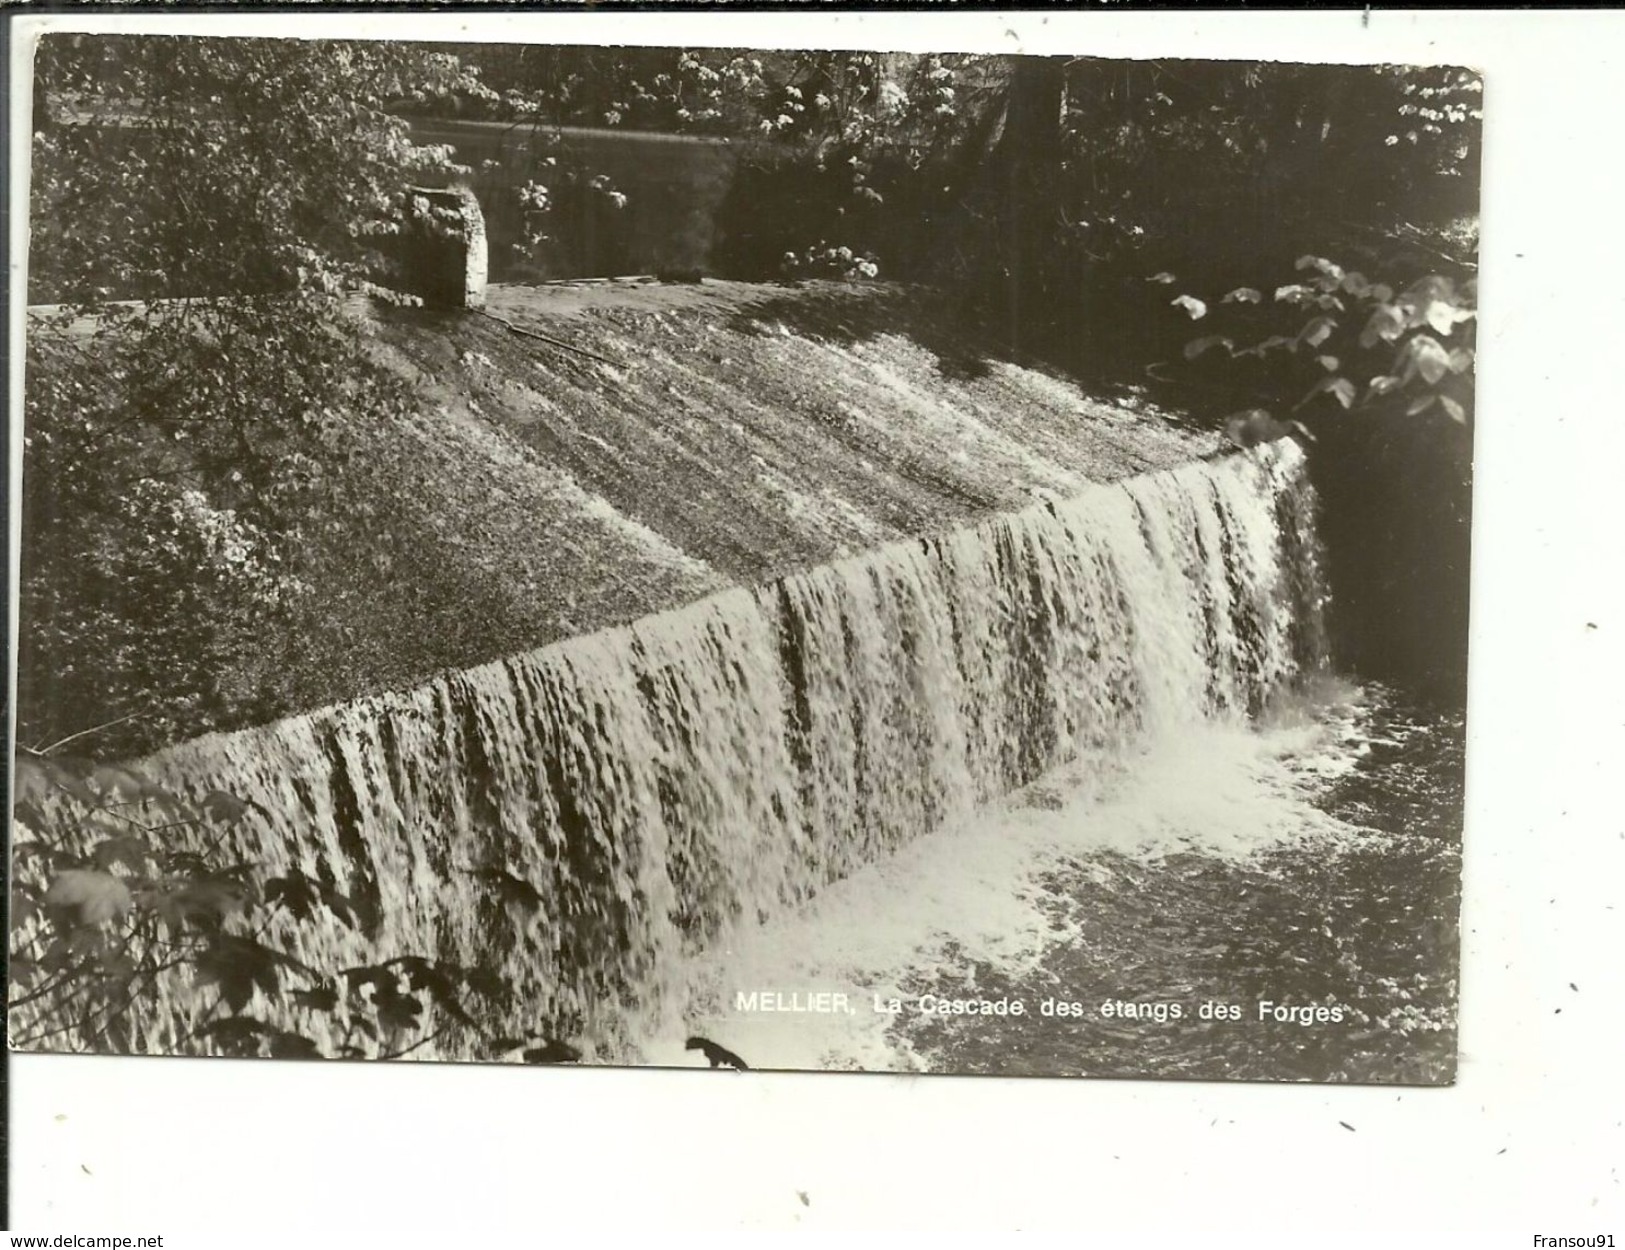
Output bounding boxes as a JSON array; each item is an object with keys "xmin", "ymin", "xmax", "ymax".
[{"xmin": 649, "ymin": 701, "xmax": 1364, "ymax": 1073}]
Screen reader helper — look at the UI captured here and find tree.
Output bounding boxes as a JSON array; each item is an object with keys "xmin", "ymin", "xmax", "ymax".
[
  {"xmin": 29, "ymin": 33, "xmax": 488, "ymax": 304},
  {"xmin": 435, "ymin": 45, "xmax": 976, "ymax": 282},
  {"xmin": 20, "ymin": 36, "xmax": 489, "ymax": 755}
]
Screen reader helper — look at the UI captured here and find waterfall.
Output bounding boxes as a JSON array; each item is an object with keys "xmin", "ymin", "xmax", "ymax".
[{"xmin": 140, "ymin": 441, "xmax": 1325, "ymax": 1057}]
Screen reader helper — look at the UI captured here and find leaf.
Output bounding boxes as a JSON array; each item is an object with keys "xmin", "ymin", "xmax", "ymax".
[
  {"xmin": 1221, "ymin": 287, "xmax": 1262, "ymax": 304},
  {"xmin": 1275, "ymin": 284, "xmax": 1316, "ymax": 306},
  {"xmin": 292, "ymin": 984, "xmax": 340, "ymax": 1012},
  {"xmin": 200, "ymin": 1015, "xmax": 320, "ymax": 1061},
  {"xmin": 1316, "ymin": 355, "xmax": 1340, "ymax": 372},
  {"xmin": 1448, "ymin": 347, "xmax": 1475, "ymax": 374},
  {"xmin": 392, "ymin": 959, "xmax": 478, "ymax": 1029},
  {"xmin": 1183, "ymin": 335, "xmax": 1233, "ymax": 360},
  {"xmin": 18, "ymin": 756, "xmax": 99, "ymax": 807},
  {"xmin": 265, "ymin": 874, "xmax": 321, "ymax": 922},
  {"xmin": 1170, "ymin": 294, "xmax": 1207, "ymax": 320},
  {"xmin": 344, "ymin": 965, "xmax": 395, "ymax": 999},
  {"xmin": 316, "ymin": 882, "xmax": 361, "ymax": 929},
  {"xmin": 14, "ymin": 758, "xmax": 52, "ymax": 807},
  {"xmin": 269, "ymin": 1032, "xmax": 322, "ymax": 1060},
  {"xmin": 468, "ymin": 869, "xmax": 543, "ymax": 912},
  {"xmin": 371, "ymin": 982, "xmax": 423, "ymax": 1035},
  {"xmin": 522, "ymin": 1039, "xmax": 582, "ymax": 1064},
  {"xmin": 11, "ymin": 884, "xmax": 38, "ymax": 931},
  {"xmin": 461, "ymin": 966, "xmax": 508, "ymax": 1001},
  {"xmin": 196, "ymin": 936, "xmax": 286, "ymax": 1012},
  {"xmin": 1360, "ymin": 304, "xmax": 1406, "ymax": 348},
  {"xmin": 1147, "ymin": 271, "xmax": 1177, "ymax": 284},
  {"xmin": 1422, "ymin": 300, "xmax": 1458, "ymax": 336},
  {"xmin": 1366, "ymin": 375, "xmax": 1402, "ymax": 399},
  {"xmin": 1298, "ymin": 316, "xmax": 1337, "ymax": 349},
  {"xmin": 1340, "ymin": 271, "xmax": 1371, "ymax": 297},
  {"xmin": 40, "ymin": 937, "xmax": 73, "ymax": 974},
  {"xmin": 1236, "ymin": 334, "xmax": 1297, "ymax": 358},
  {"xmin": 496, "ymin": 875, "xmax": 543, "ymax": 911},
  {"xmin": 89, "ymin": 765, "xmax": 160, "ymax": 803},
  {"xmin": 1295, "ymin": 255, "xmax": 1345, "ymax": 282},
  {"xmin": 92, "ymin": 836, "xmax": 150, "ymax": 874},
  {"xmin": 391, "ymin": 956, "xmax": 458, "ymax": 1002},
  {"xmin": 1399, "ymin": 335, "xmax": 1452, "ymax": 386},
  {"xmin": 12, "ymin": 800, "xmax": 51, "ymax": 835},
  {"xmin": 1223, "ymin": 409, "xmax": 1278, "ymax": 447},
  {"xmin": 153, "ymin": 876, "xmax": 253, "ymax": 929},
  {"xmin": 1407, "ymin": 394, "xmax": 1438, "ymax": 416},
  {"xmin": 1438, "ymin": 394, "xmax": 1468, "ymax": 424},
  {"xmin": 43, "ymin": 869, "xmax": 132, "ymax": 926},
  {"xmin": 1401, "ymin": 275, "xmax": 1457, "ymax": 306},
  {"xmin": 201, "ymin": 790, "xmax": 255, "ymax": 825},
  {"xmin": 199, "ymin": 1016, "xmax": 275, "ymax": 1057},
  {"xmin": 1300, "ymin": 375, "xmax": 1357, "ymax": 410}
]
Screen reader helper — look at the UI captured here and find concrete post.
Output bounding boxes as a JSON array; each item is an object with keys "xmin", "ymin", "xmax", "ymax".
[{"xmin": 401, "ymin": 185, "xmax": 488, "ymax": 310}]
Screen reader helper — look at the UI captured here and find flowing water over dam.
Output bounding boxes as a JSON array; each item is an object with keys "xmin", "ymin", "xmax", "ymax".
[
  {"xmin": 673, "ymin": 679, "xmax": 1460, "ymax": 1082},
  {"xmin": 114, "ymin": 439, "xmax": 1457, "ymax": 1078}
]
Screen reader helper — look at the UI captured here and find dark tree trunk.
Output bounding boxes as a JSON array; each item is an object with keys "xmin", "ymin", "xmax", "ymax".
[{"xmin": 991, "ymin": 55, "xmax": 1067, "ymax": 352}]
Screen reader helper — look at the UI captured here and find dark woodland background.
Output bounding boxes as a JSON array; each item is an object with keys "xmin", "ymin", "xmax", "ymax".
[{"xmin": 20, "ymin": 40, "xmax": 1479, "ymax": 759}]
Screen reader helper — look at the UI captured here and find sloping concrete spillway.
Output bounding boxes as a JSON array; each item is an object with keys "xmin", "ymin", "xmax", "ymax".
[{"xmin": 133, "ymin": 280, "xmax": 1329, "ymax": 1064}]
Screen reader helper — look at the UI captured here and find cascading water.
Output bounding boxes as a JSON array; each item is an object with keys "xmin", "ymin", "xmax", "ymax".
[{"xmin": 134, "ymin": 441, "xmax": 1329, "ymax": 1064}]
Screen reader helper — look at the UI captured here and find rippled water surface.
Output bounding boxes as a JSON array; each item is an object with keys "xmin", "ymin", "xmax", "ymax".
[
  {"xmin": 18, "ymin": 442, "xmax": 1460, "ymax": 1086},
  {"xmin": 662, "ymin": 680, "xmax": 1462, "ymax": 1084}
]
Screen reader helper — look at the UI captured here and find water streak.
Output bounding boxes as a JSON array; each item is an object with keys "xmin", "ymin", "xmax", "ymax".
[{"xmin": 139, "ymin": 442, "xmax": 1325, "ymax": 1058}]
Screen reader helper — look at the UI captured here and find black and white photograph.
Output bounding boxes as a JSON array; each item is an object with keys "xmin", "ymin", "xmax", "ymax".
[{"xmin": 8, "ymin": 24, "xmax": 1479, "ymax": 1092}]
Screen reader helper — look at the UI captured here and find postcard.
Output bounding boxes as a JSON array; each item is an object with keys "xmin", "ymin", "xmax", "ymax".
[{"xmin": 10, "ymin": 28, "xmax": 1476, "ymax": 1087}]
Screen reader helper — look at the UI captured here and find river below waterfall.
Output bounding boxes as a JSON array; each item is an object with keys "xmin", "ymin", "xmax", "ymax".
[
  {"xmin": 645, "ymin": 677, "xmax": 1461, "ymax": 1084},
  {"xmin": 29, "ymin": 441, "xmax": 1461, "ymax": 1086}
]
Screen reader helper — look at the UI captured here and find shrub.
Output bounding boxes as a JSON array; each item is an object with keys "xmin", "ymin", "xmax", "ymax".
[{"xmin": 9, "ymin": 755, "xmax": 509, "ymax": 1061}]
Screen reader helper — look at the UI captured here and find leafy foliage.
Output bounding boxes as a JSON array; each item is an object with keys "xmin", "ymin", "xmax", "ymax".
[
  {"xmin": 18, "ymin": 298, "xmax": 426, "ymax": 754},
  {"xmin": 30, "ymin": 34, "xmax": 486, "ymax": 304},
  {"xmin": 19, "ymin": 34, "xmax": 1482, "ymax": 745},
  {"xmin": 1058, "ymin": 61, "xmax": 1479, "ymax": 255},
  {"xmin": 443, "ymin": 45, "xmax": 965, "ymax": 151},
  {"xmin": 780, "ymin": 242, "xmax": 880, "ymax": 282},
  {"xmin": 431, "ymin": 48, "xmax": 964, "ymax": 280},
  {"xmin": 1167, "ymin": 253, "xmax": 1476, "ymax": 434},
  {"xmin": 9, "ymin": 755, "xmax": 512, "ymax": 1061},
  {"xmin": 20, "ymin": 35, "xmax": 507, "ymax": 756},
  {"xmin": 483, "ymin": 152, "xmax": 630, "ymax": 277},
  {"xmin": 1153, "ymin": 245, "xmax": 1476, "ymax": 697}
]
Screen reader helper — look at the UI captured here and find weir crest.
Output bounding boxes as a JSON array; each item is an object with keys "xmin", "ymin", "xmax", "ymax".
[{"xmin": 140, "ymin": 441, "xmax": 1326, "ymax": 1058}]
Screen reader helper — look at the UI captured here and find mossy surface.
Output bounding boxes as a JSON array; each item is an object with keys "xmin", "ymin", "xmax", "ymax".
[{"xmin": 22, "ymin": 280, "xmax": 1214, "ymax": 752}]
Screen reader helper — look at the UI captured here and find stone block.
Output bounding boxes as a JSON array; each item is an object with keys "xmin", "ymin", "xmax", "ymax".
[{"xmin": 400, "ymin": 185, "xmax": 488, "ymax": 309}]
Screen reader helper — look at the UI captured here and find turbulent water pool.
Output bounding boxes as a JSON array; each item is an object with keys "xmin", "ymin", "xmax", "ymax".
[
  {"xmin": 22, "ymin": 441, "xmax": 1462, "ymax": 1087},
  {"xmin": 650, "ymin": 678, "xmax": 1462, "ymax": 1084}
]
